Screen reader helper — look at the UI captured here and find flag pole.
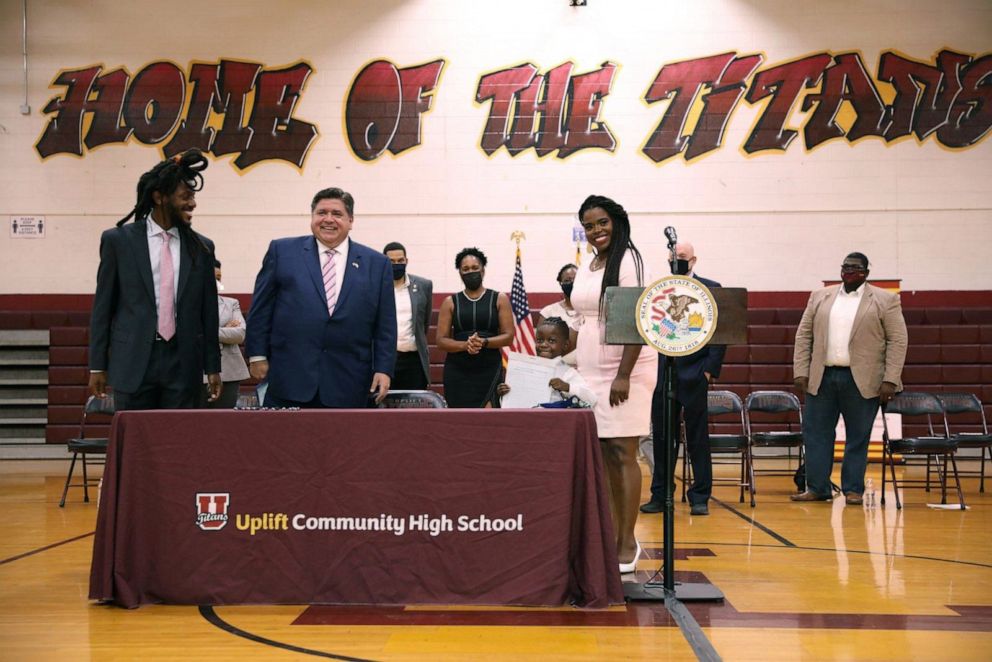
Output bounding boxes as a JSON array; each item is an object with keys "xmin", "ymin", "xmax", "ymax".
[{"xmin": 503, "ymin": 231, "xmax": 536, "ymax": 365}]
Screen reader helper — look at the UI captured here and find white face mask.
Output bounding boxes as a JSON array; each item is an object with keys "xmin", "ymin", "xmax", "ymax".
[{"xmin": 216, "ymin": 281, "xmax": 225, "ymax": 292}]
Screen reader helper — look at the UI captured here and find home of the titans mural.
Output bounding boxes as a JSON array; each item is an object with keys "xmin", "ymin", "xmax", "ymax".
[{"xmin": 35, "ymin": 49, "xmax": 991, "ymax": 170}]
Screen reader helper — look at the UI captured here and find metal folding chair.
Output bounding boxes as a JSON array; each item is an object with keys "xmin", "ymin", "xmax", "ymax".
[
  {"xmin": 683, "ymin": 390, "xmax": 754, "ymax": 506},
  {"xmin": 881, "ymin": 392, "xmax": 964, "ymax": 510},
  {"xmin": 59, "ymin": 394, "xmax": 115, "ymax": 507},
  {"xmin": 745, "ymin": 390, "xmax": 804, "ymax": 494},
  {"xmin": 937, "ymin": 392, "xmax": 991, "ymax": 493}
]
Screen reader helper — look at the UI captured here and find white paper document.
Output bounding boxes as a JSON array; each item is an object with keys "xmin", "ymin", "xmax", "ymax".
[{"xmin": 501, "ymin": 352, "xmax": 556, "ymax": 409}]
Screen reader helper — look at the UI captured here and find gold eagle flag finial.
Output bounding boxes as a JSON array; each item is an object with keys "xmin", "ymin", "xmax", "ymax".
[{"xmin": 510, "ymin": 230, "xmax": 526, "ymax": 257}]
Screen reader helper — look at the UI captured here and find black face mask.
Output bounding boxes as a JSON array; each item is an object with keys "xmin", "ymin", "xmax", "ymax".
[
  {"xmin": 670, "ymin": 259, "xmax": 691, "ymax": 275},
  {"xmin": 560, "ymin": 282, "xmax": 574, "ymax": 298},
  {"xmin": 391, "ymin": 263, "xmax": 407, "ymax": 280},
  {"xmin": 461, "ymin": 272, "xmax": 483, "ymax": 290}
]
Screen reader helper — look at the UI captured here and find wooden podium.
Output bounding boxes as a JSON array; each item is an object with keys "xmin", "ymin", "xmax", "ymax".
[
  {"xmin": 604, "ymin": 286, "xmax": 748, "ymax": 346},
  {"xmin": 605, "ymin": 282, "xmax": 748, "ymax": 603}
]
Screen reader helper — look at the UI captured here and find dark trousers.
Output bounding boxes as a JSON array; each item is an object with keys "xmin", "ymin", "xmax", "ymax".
[
  {"xmin": 392, "ymin": 351, "xmax": 428, "ymax": 390},
  {"xmin": 199, "ymin": 381, "xmax": 242, "ymax": 409},
  {"xmin": 802, "ymin": 366, "xmax": 879, "ymax": 497},
  {"xmin": 650, "ymin": 386, "xmax": 712, "ymax": 506},
  {"xmin": 114, "ymin": 338, "xmax": 200, "ymax": 410}
]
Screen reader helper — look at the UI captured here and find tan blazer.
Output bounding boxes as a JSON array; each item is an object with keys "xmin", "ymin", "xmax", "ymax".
[
  {"xmin": 793, "ymin": 284, "xmax": 908, "ymax": 399},
  {"xmin": 205, "ymin": 296, "xmax": 250, "ymax": 383}
]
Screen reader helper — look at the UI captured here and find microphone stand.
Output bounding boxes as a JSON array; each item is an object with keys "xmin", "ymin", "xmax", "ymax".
[
  {"xmin": 660, "ymin": 238, "xmax": 678, "ymax": 592},
  {"xmin": 624, "ymin": 236, "xmax": 723, "ymax": 602}
]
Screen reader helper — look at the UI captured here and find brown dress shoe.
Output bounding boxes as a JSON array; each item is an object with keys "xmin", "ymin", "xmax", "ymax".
[
  {"xmin": 845, "ymin": 493, "xmax": 864, "ymax": 505},
  {"xmin": 789, "ymin": 490, "xmax": 833, "ymax": 502}
]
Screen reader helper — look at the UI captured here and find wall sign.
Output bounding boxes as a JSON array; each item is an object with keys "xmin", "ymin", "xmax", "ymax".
[
  {"xmin": 10, "ymin": 216, "xmax": 46, "ymax": 238},
  {"xmin": 36, "ymin": 49, "xmax": 990, "ymax": 169}
]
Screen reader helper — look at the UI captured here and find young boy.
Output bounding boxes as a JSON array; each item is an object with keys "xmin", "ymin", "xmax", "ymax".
[{"xmin": 498, "ymin": 317, "xmax": 597, "ymax": 407}]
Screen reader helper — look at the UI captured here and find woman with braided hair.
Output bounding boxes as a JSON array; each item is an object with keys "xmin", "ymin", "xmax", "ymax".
[
  {"xmin": 88, "ymin": 149, "xmax": 222, "ymax": 409},
  {"xmin": 571, "ymin": 194, "xmax": 657, "ymax": 574}
]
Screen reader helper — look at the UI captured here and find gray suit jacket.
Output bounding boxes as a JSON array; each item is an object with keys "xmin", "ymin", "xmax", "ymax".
[
  {"xmin": 89, "ymin": 218, "xmax": 220, "ymax": 393},
  {"xmin": 793, "ymin": 283, "xmax": 908, "ymax": 399},
  {"xmin": 406, "ymin": 274, "xmax": 434, "ymax": 384},
  {"xmin": 216, "ymin": 296, "xmax": 250, "ymax": 382}
]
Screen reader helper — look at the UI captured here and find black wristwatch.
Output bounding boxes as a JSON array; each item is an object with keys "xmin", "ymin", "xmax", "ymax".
[{"xmin": 482, "ymin": 337, "xmax": 489, "ymax": 349}]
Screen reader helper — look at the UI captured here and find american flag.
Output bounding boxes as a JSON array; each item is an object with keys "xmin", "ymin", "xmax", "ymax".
[{"xmin": 503, "ymin": 248, "xmax": 536, "ymax": 361}]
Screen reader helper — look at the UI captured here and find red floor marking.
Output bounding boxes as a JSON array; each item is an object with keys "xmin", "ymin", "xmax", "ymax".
[
  {"xmin": 293, "ymin": 599, "xmax": 992, "ymax": 632},
  {"xmin": 288, "ymin": 545, "xmax": 992, "ymax": 633}
]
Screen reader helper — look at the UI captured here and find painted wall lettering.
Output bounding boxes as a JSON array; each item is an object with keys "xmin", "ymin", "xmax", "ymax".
[
  {"xmin": 345, "ymin": 59, "xmax": 445, "ymax": 160},
  {"xmin": 644, "ymin": 48, "xmax": 991, "ymax": 163},
  {"xmin": 643, "ymin": 52, "xmax": 763, "ymax": 162},
  {"xmin": 36, "ymin": 59, "xmax": 318, "ymax": 170},
  {"xmin": 36, "ymin": 49, "xmax": 989, "ymax": 168},
  {"xmin": 475, "ymin": 62, "xmax": 618, "ymax": 158}
]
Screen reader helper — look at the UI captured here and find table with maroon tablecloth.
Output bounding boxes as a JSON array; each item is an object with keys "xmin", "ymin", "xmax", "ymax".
[{"xmin": 89, "ymin": 409, "xmax": 623, "ymax": 608}]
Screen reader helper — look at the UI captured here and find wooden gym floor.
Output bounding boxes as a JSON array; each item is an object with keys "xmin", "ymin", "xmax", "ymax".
[{"xmin": 2, "ymin": 459, "xmax": 991, "ymax": 661}]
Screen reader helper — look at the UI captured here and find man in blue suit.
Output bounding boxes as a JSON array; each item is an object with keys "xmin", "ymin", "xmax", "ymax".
[
  {"xmin": 641, "ymin": 242, "xmax": 727, "ymax": 516},
  {"xmin": 245, "ymin": 188, "xmax": 397, "ymax": 407}
]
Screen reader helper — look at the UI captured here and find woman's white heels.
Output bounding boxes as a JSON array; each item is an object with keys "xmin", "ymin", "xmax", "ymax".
[{"xmin": 618, "ymin": 540, "xmax": 642, "ymax": 574}]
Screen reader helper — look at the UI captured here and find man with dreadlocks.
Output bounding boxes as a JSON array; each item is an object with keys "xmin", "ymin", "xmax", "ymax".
[{"xmin": 88, "ymin": 149, "xmax": 222, "ymax": 409}]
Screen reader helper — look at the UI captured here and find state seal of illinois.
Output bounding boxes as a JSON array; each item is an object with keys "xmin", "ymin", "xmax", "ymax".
[{"xmin": 636, "ymin": 276, "xmax": 718, "ymax": 357}]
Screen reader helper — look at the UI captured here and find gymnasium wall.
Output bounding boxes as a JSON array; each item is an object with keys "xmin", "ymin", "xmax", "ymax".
[{"xmin": 0, "ymin": 0, "xmax": 990, "ymax": 296}]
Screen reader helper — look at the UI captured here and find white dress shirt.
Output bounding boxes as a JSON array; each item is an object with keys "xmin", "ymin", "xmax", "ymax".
[
  {"xmin": 825, "ymin": 284, "xmax": 864, "ymax": 367},
  {"xmin": 552, "ymin": 360, "xmax": 598, "ymax": 406},
  {"xmin": 146, "ymin": 219, "xmax": 180, "ymax": 309},
  {"xmin": 394, "ymin": 276, "xmax": 417, "ymax": 352}
]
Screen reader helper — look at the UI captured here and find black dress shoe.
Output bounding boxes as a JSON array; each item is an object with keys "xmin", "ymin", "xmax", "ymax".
[
  {"xmin": 789, "ymin": 490, "xmax": 833, "ymax": 502},
  {"xmin": 639, "ymin": 500, "xmax": 664, "ymax": 514},
  {"xmin": 690, "ymin": 502, "xmax": 709, "ymax": 516}
]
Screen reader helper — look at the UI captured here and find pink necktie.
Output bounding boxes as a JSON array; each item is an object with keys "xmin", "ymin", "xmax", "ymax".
[
  {"xmin": 158, "ymin": 233, "xmax": 176, "ymax": 340},
  {"xmin": 322, "ymin": 249, "xmax": 338, "ymax": 317}
]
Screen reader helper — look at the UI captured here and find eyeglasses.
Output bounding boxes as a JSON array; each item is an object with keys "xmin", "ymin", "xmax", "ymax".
[{"xmin": 840, "ymin": 264, "xmax": 867, "ymax": 273}]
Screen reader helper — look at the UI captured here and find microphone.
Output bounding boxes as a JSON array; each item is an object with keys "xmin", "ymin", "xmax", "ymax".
[{"xmin": 664, "ymin": 226, "xmax": 678, "ymax": 247}]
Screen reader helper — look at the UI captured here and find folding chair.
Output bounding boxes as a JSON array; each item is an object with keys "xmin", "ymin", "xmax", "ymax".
[
  {"xmin": 937, "ymin": 393, "xmax": 991, "ymax": 493},
  {"xmin": 745, "ymin": 391, "xmax": 804, "ymax": 494},
  {"xmin": 59, "ymin": 394, "xmax": 115, "ymax": 507},
  {"xmin": 880, "ymin": 392, "xmax": 964, "ymax": 510},
  {"xmin": 683, "ymin": 390, "xmax": 754, "ymax": 506},
  {"xmin": 376, "ymin": 390, "xmax": 447, "ymax": 408}
]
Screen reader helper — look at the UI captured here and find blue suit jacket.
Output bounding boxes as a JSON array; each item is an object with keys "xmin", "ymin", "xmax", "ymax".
[
  {"xmin": 672, "ymin": 274, "xmax": 727, "ymax": 405},
  {"xmin": 245, "ymin": 236, "xmax": 397, "ymax": 407}
]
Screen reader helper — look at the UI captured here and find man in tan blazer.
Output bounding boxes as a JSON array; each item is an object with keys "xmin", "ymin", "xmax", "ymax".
[
  {"xmin": 201, "ymin": 260, "xmax": 250, "ymax": 408},
  {"xmin": 791, "ymin": 252, "xmax": 908, "ymax": 504}
]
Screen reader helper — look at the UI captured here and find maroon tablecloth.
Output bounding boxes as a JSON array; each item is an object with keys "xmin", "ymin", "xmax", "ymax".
[{"xmin": 89, "ymin": 409, "xmax": 623, "ymax": 608}]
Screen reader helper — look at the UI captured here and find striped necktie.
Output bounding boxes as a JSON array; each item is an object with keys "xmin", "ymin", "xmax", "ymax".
[{"xmin": 322, "ymin": 249, "xmax": 338, "ymax": 316}]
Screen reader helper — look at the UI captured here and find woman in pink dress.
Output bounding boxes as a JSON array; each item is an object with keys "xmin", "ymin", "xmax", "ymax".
[{"xmin": 571, "ymin": 195, "xmax": 657, "ymax": 574}]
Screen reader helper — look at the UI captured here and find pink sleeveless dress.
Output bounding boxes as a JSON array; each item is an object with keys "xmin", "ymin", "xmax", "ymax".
[{"xmin": 571, "ymin": 252, "xmax": 658, "ymax": 437}]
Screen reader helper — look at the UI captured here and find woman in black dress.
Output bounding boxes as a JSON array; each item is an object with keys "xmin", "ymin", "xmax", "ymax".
[{"xmin": 436, "ymin": 247, "xmax": 514, "ymax": 408}]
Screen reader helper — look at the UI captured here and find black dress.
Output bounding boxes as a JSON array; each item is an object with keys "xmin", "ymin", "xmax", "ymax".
[{"xmin": 443, "ymin": 290, "xmax": 503, "ymax": 408}]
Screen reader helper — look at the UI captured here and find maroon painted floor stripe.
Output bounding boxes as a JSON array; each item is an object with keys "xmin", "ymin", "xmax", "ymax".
[{"xmin": 0, "ymin": 531, "xmax": 94, "ymax": 566}]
